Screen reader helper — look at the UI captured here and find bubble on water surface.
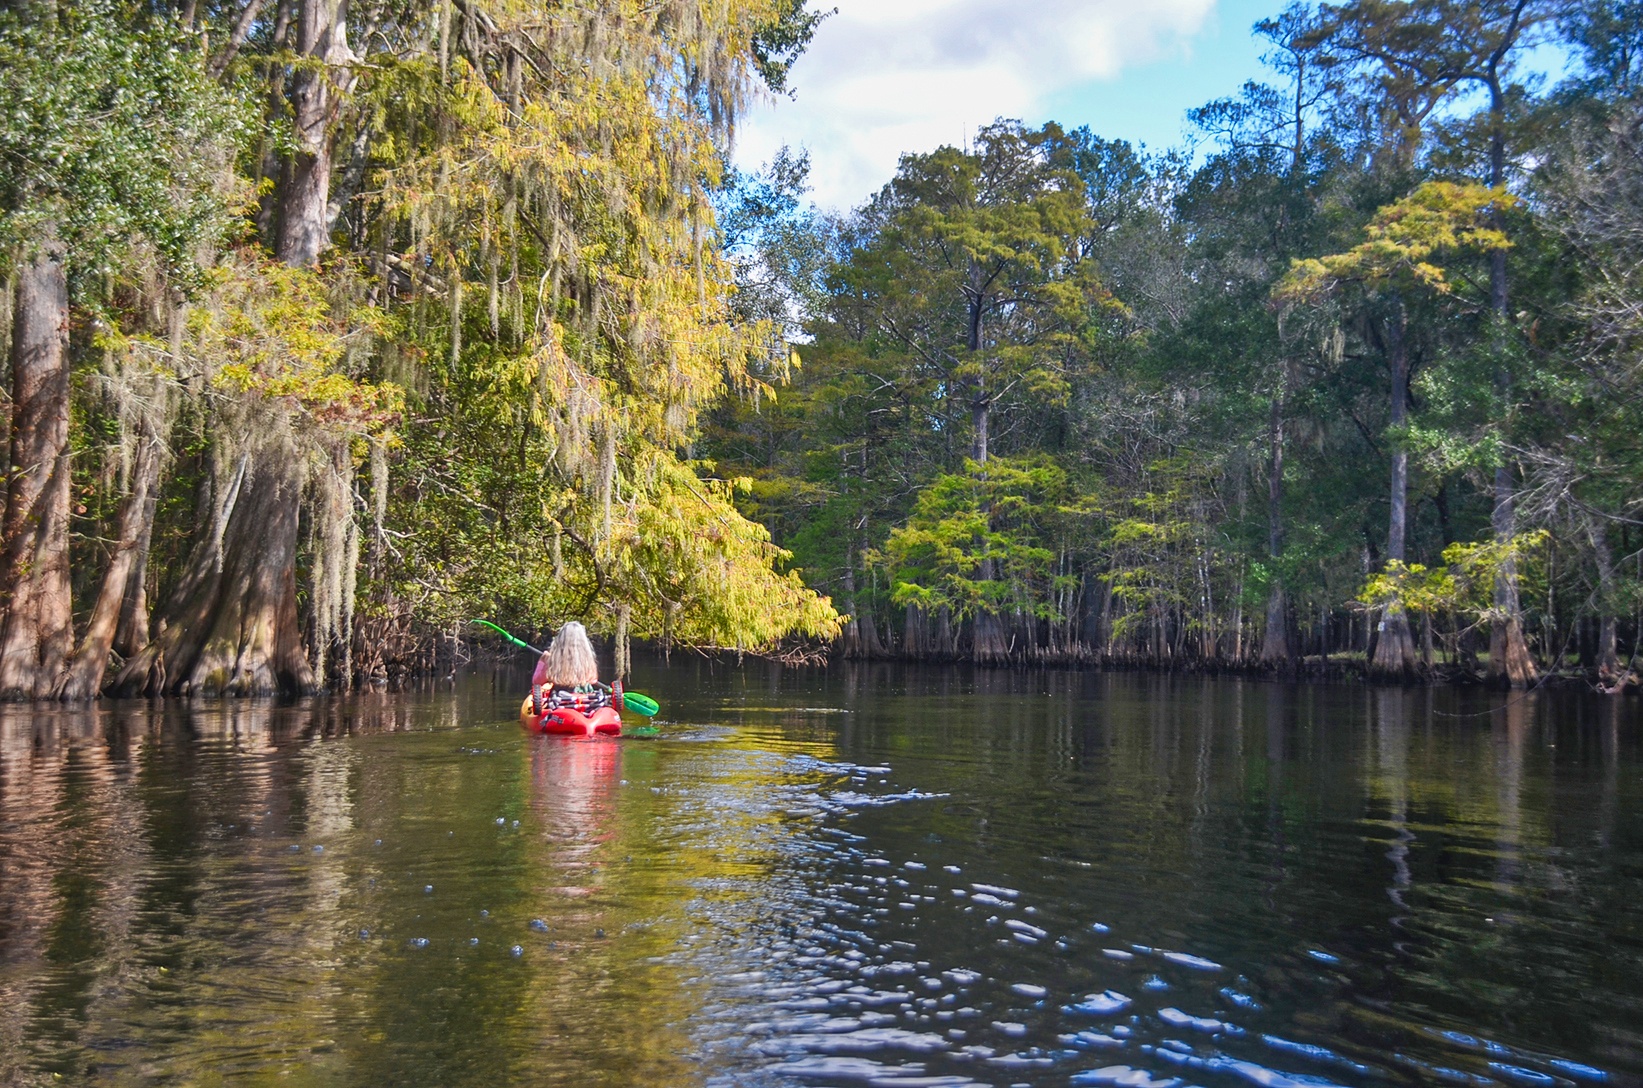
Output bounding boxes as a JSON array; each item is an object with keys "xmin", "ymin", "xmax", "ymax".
[
  {"xmin": 1547, "ymin": 1059, "xmax": 1610, "ymax": 1082},
  {"xmin": 1490, "ymin": 1063, "xmax": 1563, "ymax": 1086},
  {"xmin": 765, "ymin": 1054, "xmax": 982, "ymax": 1085},
  {"xmin": 409, "ymin": 937, "xmax": 429, "ymax": 949},
  {"xmin": 1066, "ymin": 991, "xmax": 1132, "ymax": 1017},
  {"xmin": 1259, "ymin": 1034, "xmax": 1368, "ymax": 1073},
  {"xmin": 1070, "ymin": 1063, "xmax": 1182, "ymax": 1087},
  {"xmin": 1157, "ymin": 1007, "xmax": 1232, "ymax": 1034},
  {"xmin": 1141, "ymin": 976, "xmax": 1169, "ymax": 992},
  {"xmin": 1160, "ymin": 951, "xmax": 1220, "ymax": 971},
  {"xmin": 510, "ymin": 945, "xmax": 523, "ymax": 957},
  {"xmin": 529, "ymin": 919, "xmax": 549, "ymax": 932}
]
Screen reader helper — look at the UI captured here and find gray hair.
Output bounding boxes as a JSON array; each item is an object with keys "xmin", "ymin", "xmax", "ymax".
[{"xmin": 541, "ymin": 621, "xmax": 599, "ymax": 686}]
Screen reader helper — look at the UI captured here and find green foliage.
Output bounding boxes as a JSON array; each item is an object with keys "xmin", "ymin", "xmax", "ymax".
[
  {"xmin": 0, "ymin": 0, "xmax": 245, "ymax": 286},
  {"xmin": 1358, "ymin": 531, "xmax": 1548, "ymax": 625},
  {"xmin": 880, "ymin": 456, "xmax": 1070, "ymax": 621},
  {"xmin": 1276, "ymin": 181, "xmax": 1515, "ymax": 300}
]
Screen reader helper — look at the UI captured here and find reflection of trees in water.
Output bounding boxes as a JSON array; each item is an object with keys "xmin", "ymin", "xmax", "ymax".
[
  {"xmin": 0, "ymin": 704, "xmax": 146, "ymax": 1086},
  {"xmin": 0, "ymin": 688, "xmax": 769, "ymax": 1085},
  {"xmin": 0, "ymin": 698, "xmax": 393, "ymax": 1082}
]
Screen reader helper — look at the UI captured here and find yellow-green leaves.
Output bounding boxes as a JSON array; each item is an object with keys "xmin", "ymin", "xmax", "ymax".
[
  {"xmin": 1358, "ymin": 531, "xmax": 1547, "ymax": 622},
  {"xmin": 196, "ymin": 254, "xmax": 402, "ymax": 435},
  {"xmin": 363, "ymin": 0, "xmax": 836, "ymax": 652},
  {"xmin": 1276, "ymin": 181, "xmax": 1516, "ymax": 301}
]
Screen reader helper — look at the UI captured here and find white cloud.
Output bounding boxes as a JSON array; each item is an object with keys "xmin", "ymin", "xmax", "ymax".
[{"xmin": 735, "ymin": 0, "xmax": 1219, "ymax": 210}]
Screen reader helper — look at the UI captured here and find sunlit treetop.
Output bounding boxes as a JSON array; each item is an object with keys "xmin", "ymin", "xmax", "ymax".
[{"xmin": 1275, "ymin": 179, "xmax": 1515, "ymax": 301}]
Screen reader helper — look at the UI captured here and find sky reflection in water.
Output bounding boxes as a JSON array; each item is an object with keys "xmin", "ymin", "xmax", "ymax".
[{"xmin": 0, "ymin": 665, "xmax": 1638, "ymax": 1087}]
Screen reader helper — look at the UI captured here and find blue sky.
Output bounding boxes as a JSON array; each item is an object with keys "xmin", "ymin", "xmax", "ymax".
[
  {"xmin": 1040, "ymin": 0, "xmax": 1284, "ymax": 154},
  {"xmin": 732, "ymin": 0, "xmax": 1575, "ymax": 211},
  {"xmin": 734, "ymin": 0, "xmax": 1290, "ymax": 211}
]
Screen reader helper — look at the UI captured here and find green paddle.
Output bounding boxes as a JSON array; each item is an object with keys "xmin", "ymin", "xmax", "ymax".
[
  {"xmin": 470, "ymin": 618, "xmax": 542, "ymax": 654},
  {"xmin": 468, "ymin": 619, "xmax": 662, "ymax": 719}
]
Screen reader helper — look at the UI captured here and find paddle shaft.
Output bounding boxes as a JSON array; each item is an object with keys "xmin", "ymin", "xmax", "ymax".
[{"xmin": 469, "ymin": 619, "xmax": 543, "ymax": 655}]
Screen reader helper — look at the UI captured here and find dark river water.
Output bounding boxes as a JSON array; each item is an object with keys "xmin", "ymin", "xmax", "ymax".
[{"xmin": 2, "ymin": 663, "xmax": 1640, "ymax": 1088}]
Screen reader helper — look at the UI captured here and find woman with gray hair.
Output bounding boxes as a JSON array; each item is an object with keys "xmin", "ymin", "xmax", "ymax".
[
  {"xmin": 532, "ymin": 621, "xmax": 601, "ymax": 691},
  {"xmin": 523, "ymin": 622, "xmax": 621, "ymax": 735}
]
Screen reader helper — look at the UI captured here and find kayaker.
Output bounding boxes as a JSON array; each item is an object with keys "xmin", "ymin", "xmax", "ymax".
[{"xmin": 530, "ymin": 622, "xmax": 615, "ymax": 715}]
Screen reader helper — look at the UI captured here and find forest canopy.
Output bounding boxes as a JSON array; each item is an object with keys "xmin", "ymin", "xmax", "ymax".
[
  {"xmin": 2, "ymin": 0, "xmax": 1642, "ymax": 696},
  {"xmin": 706, "ymin": 0, "xmax": 1643, "ymax": 688},
  {"xmin": 0, "ymin": 0, "xmax": 838, "ymax": 697}
]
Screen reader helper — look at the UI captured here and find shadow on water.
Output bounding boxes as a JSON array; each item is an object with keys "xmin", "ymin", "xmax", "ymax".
[{"xmin": 0, "ymin": 663, "xmax": 1640, "ymax": 1087}]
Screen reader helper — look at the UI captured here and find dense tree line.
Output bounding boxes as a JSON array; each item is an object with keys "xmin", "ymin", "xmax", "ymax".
[
  {"xmin": 0, "ymin": 0, "xmax": 840, "ymax": 699},
  {"xmin": 707, "ymin": 0, "xmax": 1643, "ymax": 689}
]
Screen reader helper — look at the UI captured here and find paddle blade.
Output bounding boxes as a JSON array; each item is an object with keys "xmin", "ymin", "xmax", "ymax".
[{"xmin": 622, "ymin": 691, "xmax": 660, "ymax": 717}]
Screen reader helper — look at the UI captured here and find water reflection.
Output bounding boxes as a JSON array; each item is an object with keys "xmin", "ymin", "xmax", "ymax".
[{"xmin": 0, "ymin": 672, "xmax": 1639, "ymax": 1087}]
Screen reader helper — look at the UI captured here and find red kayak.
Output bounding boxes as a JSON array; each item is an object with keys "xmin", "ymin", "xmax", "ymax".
[{"xmin": 520, "ymin": 693, "xmax": 622, "ymax": 736}]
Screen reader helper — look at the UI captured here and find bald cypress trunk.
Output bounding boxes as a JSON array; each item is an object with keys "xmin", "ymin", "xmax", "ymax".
[
  {"xmin": 0, "ymin": 235, "xmax": 74, "ymax": 700},
  {"xmin": 116, "ymin": 0, "xmax": 347, "ymax": 696},
  {"xmin": 114, "ymin": 452, "xmax": 314, "ymax": 696},
  {"xmin": 1370, "ymin": 307, "xmax": 1418, "ymax": 680},
  {"xmin": 1481, "ymin": 52, "xmax": 1537, "ymax": 690},
  {"xmin": 278, "ymin": 0, "xmax": 346, "ymax": 267},
  {"xmin": 1260, "ymin": 389, "xmax": 1291, "ymax": 667},
  {"xmin": 55, "ymin": 432, "xmax": 163, "ymax": 699}
]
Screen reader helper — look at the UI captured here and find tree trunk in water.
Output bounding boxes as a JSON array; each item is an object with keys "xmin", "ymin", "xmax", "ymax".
[
  {"xmin": 1261, "ymin": 586, "xmax": 1290, "ymax": 667},
  {"xmin": 1589, "ymin": 515, "xmax": 1621, "ymax": 685},
  {"xmin": 971, "ymin": 607, "xmax": 1009, "ymax": 665},
  {"xmin": 855, "ymin": 601, "xmax": 886, "ymax": 657},
  {"xmin": 1487, "ymin": 465, "xmax": 1538, "ymax": 688},
  {"xmin": 112, "ymin": 480, "xmax": 158, "ymax": 658},
  {"xmin": 903, "ymin": 602, "xmax": 927, "ymax": 659},
  {"xmin": 840, "ymin": 562, "xmax": 885, "ymax": 659},
  {"xmin": 0, "ymin": 237, "xmax": 74, "ymax": 700},
  {"xmin": 1260, "ymin": 386, "xmax": 1290, "ymax": 666},
  {"xmin": 113, "ymin": 455, "xmax": 315, "ymax": 696},
  {"xmin": 1481, "ymin": 72, "xmax": 1535, "ymax": 689},
  {"xmin": 1371, "ymin": 309, "xmax": 1418, "ymax": 679},
  {"xmin": 54, "ymin": 433, "xmax": 163, "ymax": 699},
  {"xmin": 933, "ymin": 605, "xmax": 955, "ymax": 659}
]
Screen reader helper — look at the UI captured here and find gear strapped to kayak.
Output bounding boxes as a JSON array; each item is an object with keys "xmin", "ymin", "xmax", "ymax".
[{"xmin": 523, "ymin": 682, "xmax": 621, "ymax": 735}]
